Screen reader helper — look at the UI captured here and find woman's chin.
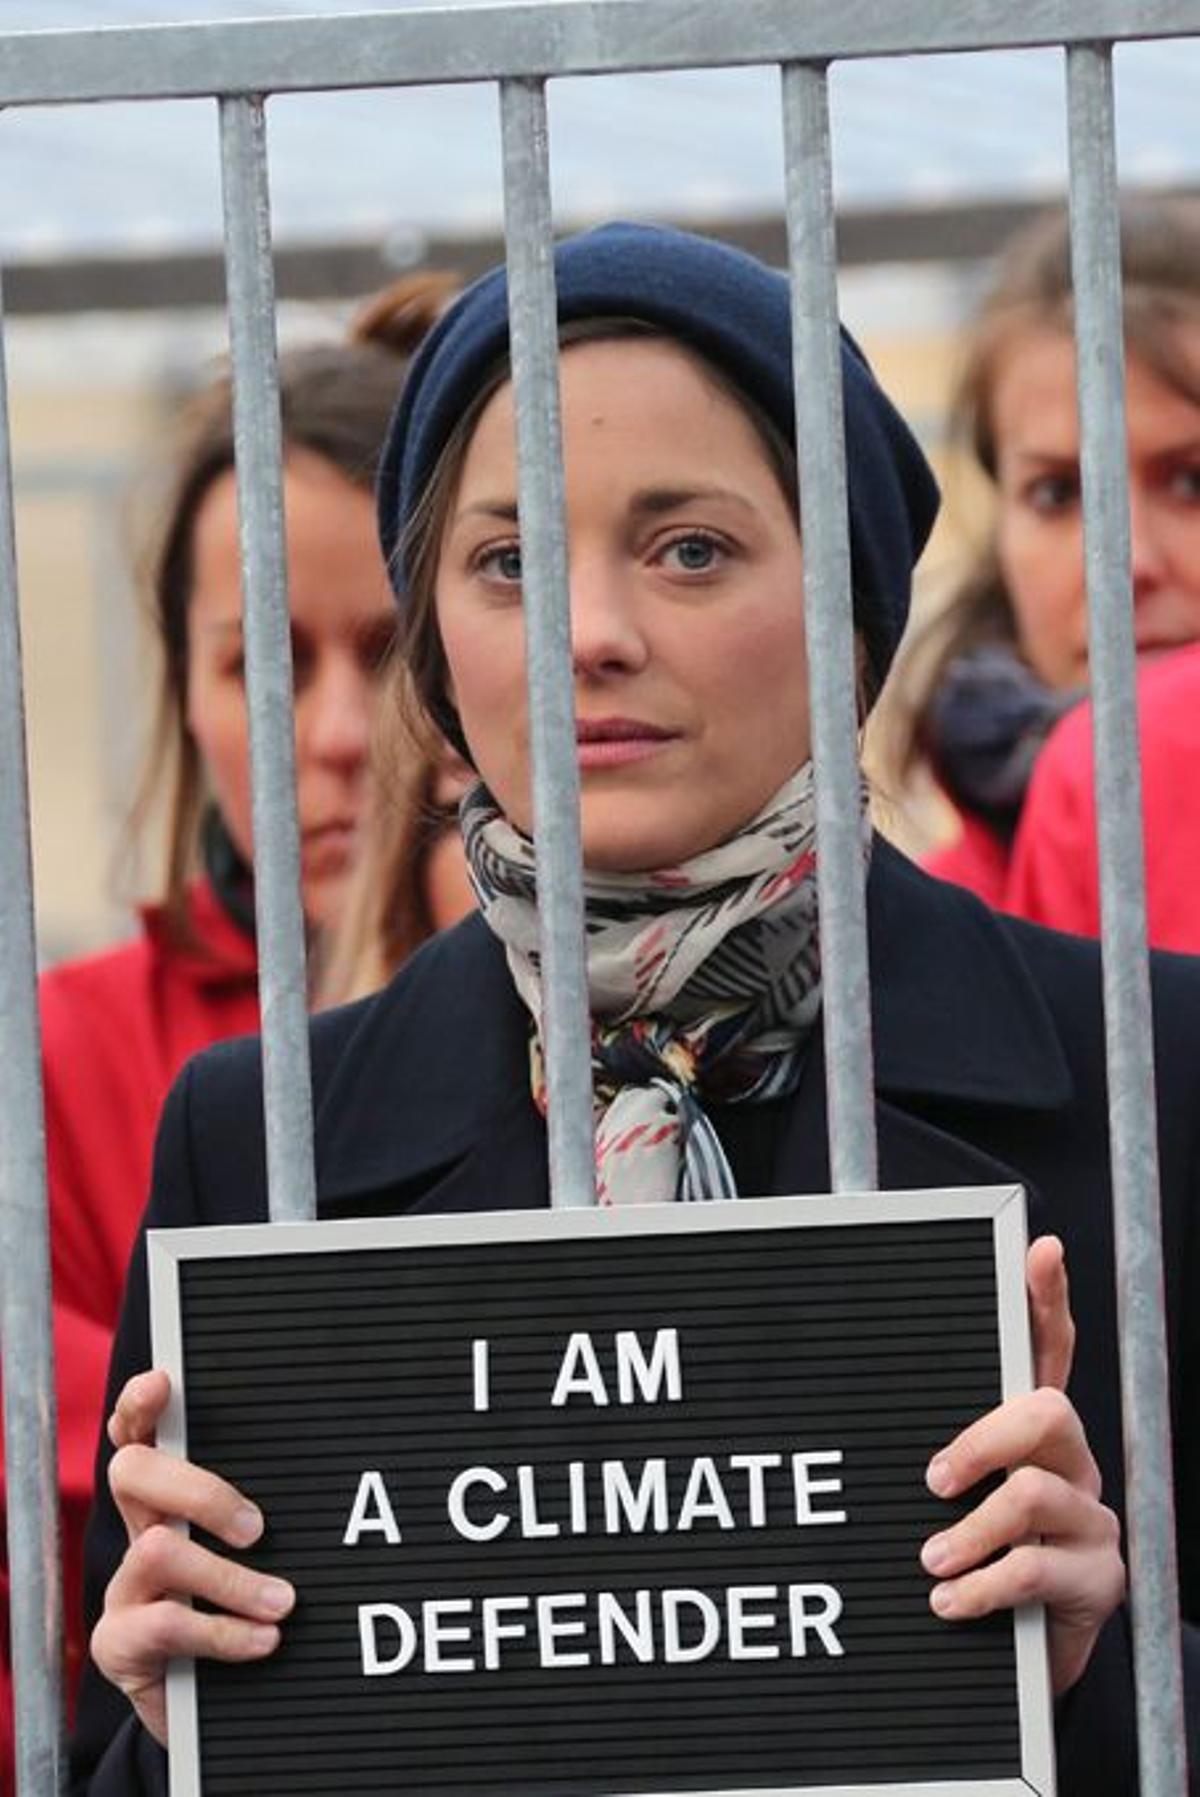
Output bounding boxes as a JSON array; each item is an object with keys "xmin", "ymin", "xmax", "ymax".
[
  {"xmin": 578, "ymin": 813, "xmax": 715, "ymax": 878},
  {"xmin": 301, "ymin": 868, "xmax": 353, "ymax": 936}
]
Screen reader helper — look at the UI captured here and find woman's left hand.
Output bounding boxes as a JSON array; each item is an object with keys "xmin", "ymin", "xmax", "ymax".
[{"xmin": 920, "ymin": 1234, "xmax": 1126, "ymax": 1694}]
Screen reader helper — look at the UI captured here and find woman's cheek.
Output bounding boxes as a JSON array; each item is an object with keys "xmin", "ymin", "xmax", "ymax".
[
  {"xmin": 191, "ymin": 682, "xmax": 255, "ymax": 858},
  {"xmin": 444, "ymin": 621, "xmax": 529, "ymax": 808},
  {"xmin": 997, "ymin": 517, "xmax": 1084, "ymax": 688}
]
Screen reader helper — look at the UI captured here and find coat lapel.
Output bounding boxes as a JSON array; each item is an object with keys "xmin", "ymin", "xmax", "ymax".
[
  {"xmin": 312, "ymin": 915, "xmax": 550, "ymax": 1218},
  {"xmin": 770, "ymin": 842, "xmax": 1070, "ymax": 1230}
]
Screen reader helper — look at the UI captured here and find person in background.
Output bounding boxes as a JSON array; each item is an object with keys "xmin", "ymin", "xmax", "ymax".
[
  {"xmin": 0, "ymin": 271, "xmax": 457, "ymax": 1782},
  {"xmin": 889, "ymin": 195, "xmax": 1200, "ymax": 904},
  {"xmin": 1004, "ymin": 640, "xmax": 1200, "ymax": 947},
  {"xmin": 71, "ymin": 223, "xmax": 1197, "ymax": 1797}
]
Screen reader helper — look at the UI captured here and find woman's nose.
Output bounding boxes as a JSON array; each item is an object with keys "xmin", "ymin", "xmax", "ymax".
[
  {"xmin": 301, "ymin": 658, "xmax": 372, "ymax": 772},
  {"xmin": 1128, "ymin": 489, "xmax": 1168, "ymax": 599},
  {"xmin": 569, "ymin": 559, "xmax": 649, "ymax": 679}
]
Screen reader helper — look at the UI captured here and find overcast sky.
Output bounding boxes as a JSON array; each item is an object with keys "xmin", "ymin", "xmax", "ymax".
[{"xmin": 0, "ymin": 3, "xmax": 1195, "ymax": 257}]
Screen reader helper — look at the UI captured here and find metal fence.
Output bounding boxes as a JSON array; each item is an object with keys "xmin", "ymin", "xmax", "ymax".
[{"xmin": 0, "ymin": 2, "xmax": 1193, "ymax": 1792}]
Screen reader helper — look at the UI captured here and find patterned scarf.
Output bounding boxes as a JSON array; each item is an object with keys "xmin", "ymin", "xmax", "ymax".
[{"xmin": 462, "ymin": 766, "xmax": 870, "ymax": 1206}]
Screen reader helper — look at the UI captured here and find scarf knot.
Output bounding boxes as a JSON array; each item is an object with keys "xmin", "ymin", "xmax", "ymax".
[{"xmin": 463, "ymin": 765, "xmax": 871, "ymax": 1205}]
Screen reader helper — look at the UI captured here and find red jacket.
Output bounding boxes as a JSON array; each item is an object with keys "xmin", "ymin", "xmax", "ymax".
[
  {"xmin": 41, "ymin": 882, "xmax": 258, "ymax": 1331},
  {"xmin": 1005, "ymin": 644, "xmax": 1200, "ymax": 951},
  {"xmin": 921, "ymin": 808, "xmax": 1011, "ymax": 909},
  {"xmin": 0, "ymin": 883, "xmax": 257, "ymax": 1791}
]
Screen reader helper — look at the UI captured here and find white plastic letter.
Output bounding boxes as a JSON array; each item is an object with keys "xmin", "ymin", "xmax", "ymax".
[
  {"xmin": 517, "ymin": 1464, "xmax": 561, "ymax": 1538},
  {"xmin": 602, "ymin": 1458, "xmax": 669, "ymax": 1534},
  {"xmin": 447, "ymin": 1466, "xmax": 510, "ymax": 1542},
  {"xmin": 615, "ymin": 1327, "xmax": 682, "ymax": 1404},
  {"xmin": 472, "ymin": 1338, "xmax": 490, "ymax": 1412},
  {"xmin": 728, "ymin": 1452, "xmax": 781, "ymax": 1527},
  {"xmin": 423, "ymin": 1598, "xmax": 475, "ymax": 1673},
  {"xmin": 787, "ymin": 1583, "xmax": 844, "ymax": 1657},
  {"xmin": 481, "ymin": 1595, "xmax": 531, "ymax": 1670},
  {"xmin": 568, "ymin": 1460, "xmax": 588, "ymax": 1533},
  {"xmin": 342, "ymin": 1471, "xmax": 402, "ymax": 1547},
  {"xmin": 358, "ymin": 1603, "xmax": 417, "ymax": 1676},
  {"xmin": 677, "ymin": 1457, "xmax": 736, "ymax": 1531},
  {"xmin": 597, "ymin": 1589, "xmax": 655, "ymax": 1665},
  {"xmin": 727, "ymin": 1585, "xmax": 781, "ymax": 1659},
  {"xmin": 792, "ymin": 1450, "xmax": 847, "ymax": 1525},
  {"xmin": 536, "ymin": 1592, "xmax": 590, "ymax": 1668},
  {"xmin": 551, "ymin": 1332, "xmax": 609, "ymax": 1407},
  {"xmin": 662, "ymin": 1589, "xmax": 720, "ymax": 1664}
]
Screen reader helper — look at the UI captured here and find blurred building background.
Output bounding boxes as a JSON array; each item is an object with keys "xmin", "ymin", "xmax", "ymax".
[{"xmin": 5, "ymin": 0, "xmax": 1200, "ymax": 958}]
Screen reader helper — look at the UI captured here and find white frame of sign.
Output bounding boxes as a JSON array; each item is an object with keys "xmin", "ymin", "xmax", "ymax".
[{"xmin": 150, "ymin": 1184, "xmax": 1054, "ymax": 1797}]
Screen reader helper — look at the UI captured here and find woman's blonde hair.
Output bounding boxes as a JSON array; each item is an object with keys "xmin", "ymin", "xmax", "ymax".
[{"xmin": 315, "ymin": 670, "xmax": 466, "ymax": 1005}]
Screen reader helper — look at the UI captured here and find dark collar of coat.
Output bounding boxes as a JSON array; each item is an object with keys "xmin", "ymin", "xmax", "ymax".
[{"xmin": 313, "ymin": 837, "xmax": 1072, "ymax": 1212}]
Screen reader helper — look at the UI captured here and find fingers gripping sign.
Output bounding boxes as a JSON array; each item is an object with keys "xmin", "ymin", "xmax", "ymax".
[
  {"xmin": 920, "ymin": 1235, "xmax": 1125, "ymax": 1696},
  {"xmin": 93, "ymin": 1369, "xmax": 296, "ymax": 1748},
  {"xmin": 1026, "ymin": 1233, "xmax": 1076, "ymax": 1392}
]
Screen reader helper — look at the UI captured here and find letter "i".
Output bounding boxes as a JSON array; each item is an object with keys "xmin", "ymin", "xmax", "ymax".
[{"xmin": 472, "ymin": 1339, "xmax": 490, "ymax": 1412}]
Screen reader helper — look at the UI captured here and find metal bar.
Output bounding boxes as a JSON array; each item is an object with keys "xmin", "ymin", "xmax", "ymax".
[
  {"xmin": 1065, "ymin": 42, "xmax": 1187, "ymax": 1795},
  {"xmin": 218, "ymin": 94, "xmax": 317, "ymax": 1225},
  {"xmin": 0, "ymin": 268, "xmax": 66, "ymax": 1792},
  {"xmin": 780, "ymin": 61, "xmax": 878, "ymax": 1193},
  {"xmin": 498, "ymin": 75, "xmax": 596, "ymax": 1210},
  {"xmin": 0, "ymin": 0, "xmax": 1198, "ymax": 107}
]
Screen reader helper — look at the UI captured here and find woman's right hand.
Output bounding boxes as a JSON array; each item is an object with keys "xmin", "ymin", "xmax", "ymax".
[{"xmin": 90, "ymin": 1369, "xmax": 295, "ymax": 1747}]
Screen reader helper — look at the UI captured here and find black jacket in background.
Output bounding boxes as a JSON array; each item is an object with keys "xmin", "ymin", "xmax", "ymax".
[{"xmin": 71, "ymin": 842, "xmax": 1200, "ymax": 1794}]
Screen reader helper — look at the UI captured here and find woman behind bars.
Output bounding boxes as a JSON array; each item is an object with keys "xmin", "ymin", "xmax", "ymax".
[
  {"xmin": 887, "ymin": 195, "xmax": 1200, "ymax": 905},
  {"xmin": 13, "ymin": 274, "xmax": 459, "ymax": 1762},
  {"xmin": 73, "ymin": 225, "xmax": 1198, "ymax": 1795}
]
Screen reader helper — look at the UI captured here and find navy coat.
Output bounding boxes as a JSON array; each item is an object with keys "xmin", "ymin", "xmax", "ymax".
[{"xmin": 71, "ymin": 842, "xmax": 1199, "ymax": 1794}]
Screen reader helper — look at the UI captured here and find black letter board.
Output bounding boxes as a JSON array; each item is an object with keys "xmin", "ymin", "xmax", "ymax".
[{"xmin": 150, "ymin": 1187, "xmax": 1054, "ymax": 1796}]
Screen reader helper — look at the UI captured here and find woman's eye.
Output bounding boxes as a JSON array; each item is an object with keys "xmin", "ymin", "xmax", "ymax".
[
  {"xmin": 660, "ymin": 532, "xmax": 725, "ymax": 574},
  {"xmin": 357, "ymin": 620, "xmax": 397, "ymax": 677},
  {"xmin": 1024, "ymin": 471, "xmax": 1080, "ymax": 515},
  {"xmin": 290, "ymin": 642, "xmax": 316, "ymax": 690},
  {"xmin": 476, "ymin": 543, "xmax": 523, "ymax": 584},
  {"xmin": 1166, "ymin": 462, "xmax": 1200, "ymax": 503}
]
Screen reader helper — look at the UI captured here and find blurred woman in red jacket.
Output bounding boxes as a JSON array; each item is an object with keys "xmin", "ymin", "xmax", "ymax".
[
  {"xmin": 0, "ymin": 272, "xmax": 459, "ymax": 1788},
  {"xmin": 889, "ymin": 196, "xmax": 1200, "ymax": 904}
]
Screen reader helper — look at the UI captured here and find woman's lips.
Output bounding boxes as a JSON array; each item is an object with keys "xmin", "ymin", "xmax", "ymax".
[
  {"xmin": 1135, "ymin": 634, "xmax": 1193, "ymax": 659},
  {"xmin": 301, "ymin": 820, "xmax": 359, "ymax": 871},
  {"xmin": 575, "ymin": 719, "xmax": 677, "ymax": 770}
]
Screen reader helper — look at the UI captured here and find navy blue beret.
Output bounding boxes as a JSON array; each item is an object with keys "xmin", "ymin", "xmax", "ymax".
[{"xmin": 377, "ymin": 220, "xmax": 938, "ymax": 687}]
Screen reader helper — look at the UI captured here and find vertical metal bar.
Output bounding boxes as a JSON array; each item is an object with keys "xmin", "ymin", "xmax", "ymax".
[
  {"xmin": 0, "ymin": 272, "xmax": 66, "ymax": 1793},
  {"xmin": 780, "ymin": 61, "xmax": 878, "ymax": 1193},
  {"xmin": 498, "ymin": 76, "xmax": 596, "ymax": 1209},
  {"xmin": 218, "ymin": 94, "xmax": 316, "ymax": 1224},
  {"xmin": 1065, "ymin": 43, "xmax": 1187, "ymax": 1796}
]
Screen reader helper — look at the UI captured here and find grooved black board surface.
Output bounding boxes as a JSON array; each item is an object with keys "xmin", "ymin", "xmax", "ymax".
[{"xmin": 178, "ymin": 1216, "xmax": 1020, "ymax": 1794}]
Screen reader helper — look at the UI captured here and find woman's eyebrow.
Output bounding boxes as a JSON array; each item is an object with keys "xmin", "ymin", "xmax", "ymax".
[
  {"xmin": 454, "ymin": 499, "xmax": 520, "ymax": 524},
  {"xmin": 629, "ymin": 485, "xmax": 757, "ymax": 517},
  {"xmin": 452, "ymin": 487, "xmax": 757, "ymax": 527},
  {"xmin": 1011, "ymin": 448, "xmax": 1079, "ymax": 468},
  {"xmin": 1150, "ymin": 435, "xmax": 1200, "ymax": 461}
]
